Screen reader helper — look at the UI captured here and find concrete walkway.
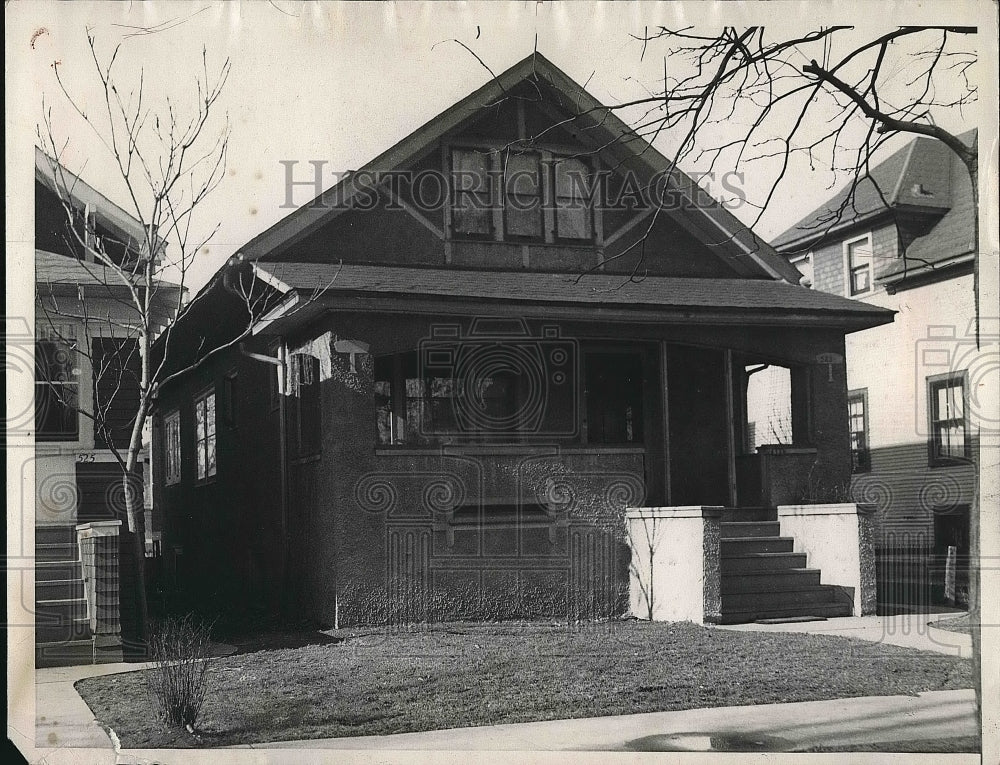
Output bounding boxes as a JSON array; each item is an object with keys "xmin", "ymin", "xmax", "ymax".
[
  {"xmin": 35, "ymin": 660, "xmax": 154, "ymax": 750},
  {"xmin": 713, "ymin": 611, "xmax": 974, "ymax": 657},
  {"xmin": 234, "ymin": 689, "xmax": 978, "ymax": 752}
]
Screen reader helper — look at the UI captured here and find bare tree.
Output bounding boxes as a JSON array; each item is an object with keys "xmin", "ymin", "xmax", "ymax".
[{"xmin": 36, "ymin": 33, "xmax": 276, "ymax": 643}]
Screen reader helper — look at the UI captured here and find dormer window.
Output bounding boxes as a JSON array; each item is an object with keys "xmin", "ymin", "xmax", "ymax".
[
  {"xmin": 449, "ymin": 146, "xmax": 593, "ymax": 244},
  {"xmin": 451, "ymin": 148, "xmax": 493, "ymax": 237},
  {"xmin": 553, "ymin": 157, "xmax": 592, "ymax": 240},
  {"xmin": 845, "ymin": 233, "xmax": 873, "ymax": 296},
  {"xmin": 503, "ymin": 151, "xmax": 543, "ymax": 238}
]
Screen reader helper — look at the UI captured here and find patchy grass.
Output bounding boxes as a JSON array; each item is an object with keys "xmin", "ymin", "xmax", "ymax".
[
  {"xmin": 75, "ymin": 620, "xmax": 973, "ymax": 749},
  {"xmin": 932, "ymin": 614, "xmax": 972, "ymax": 635}
]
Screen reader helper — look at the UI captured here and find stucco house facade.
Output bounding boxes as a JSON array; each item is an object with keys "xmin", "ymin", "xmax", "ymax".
[
  {"xmin": 151, "ymin": 54, "xmax": 893, "ymax": 628},
  {"xmin": 770, "ymin": 131, "xmax": 979, "ymax": 609},
  {"xmin": 34, "ymin": 148, "xmax": 180, "ymax": 665}
]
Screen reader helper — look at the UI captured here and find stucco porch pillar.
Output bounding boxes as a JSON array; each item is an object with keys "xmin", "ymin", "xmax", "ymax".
[
  {"xmin": 625, "ymin": 506, "xmax": 723, "ymax": 624},
  {"xmin": 777, "ymin": 503, "xmax": 878, "ymax": 616}
]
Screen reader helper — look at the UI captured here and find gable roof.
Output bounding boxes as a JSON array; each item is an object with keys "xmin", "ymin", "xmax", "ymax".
[
  {"xmin": 35, "ymin": 146, "xmax": 155, "ymax": 254},
  {"xmin": 236, "ymin": 53, "xmax": 801, "ymax": 284},
  {"xmin": 250, "ymin": 261, "xmax": 894, "ymax": 331},
  {"xmin": 772, "ymin": 129, "xmax": 977, "ymax": 258}
]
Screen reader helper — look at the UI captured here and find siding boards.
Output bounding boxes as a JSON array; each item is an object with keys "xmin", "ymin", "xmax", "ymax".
[
  {"xmin": 92, "ymin": 337, "xmax": 142, "ymax": 450},
  {"xmin": 853, "ymin": 440, "xmax": 976, "ymax": 543},
  {"xmin": 76, "ymin": 463, "xmax": 143, "ymax": 523}
]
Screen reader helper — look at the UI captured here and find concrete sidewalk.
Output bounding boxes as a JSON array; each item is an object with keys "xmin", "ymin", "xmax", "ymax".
[
  {"xmin": 713, "ymin": 611, "xmax": 974, "ymax": 657},
  {"xmin": 234, "ymin": 689, "xmax": 978, "ymax": 752},
  {"xmin": 35, "ymin": 660, "xmax": 155, "ymax": 749}
]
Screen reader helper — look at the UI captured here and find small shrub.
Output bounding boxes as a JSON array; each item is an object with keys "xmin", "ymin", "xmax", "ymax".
[{"xmin": 145, "ymin": 614, "xmax": 213, "ymax": 729}]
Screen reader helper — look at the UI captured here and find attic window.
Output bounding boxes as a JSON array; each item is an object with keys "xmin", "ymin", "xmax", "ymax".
[
  {"xmin": 451, "ymin": 148, "xmax": 493, "ymax": 237},
  {"xmin": 911, "ymin": 183, "xmax": 935, "ymax": 198},
  {"xmin": 503, "ymin": 150, "xmax": 543, "ymax": 238}
]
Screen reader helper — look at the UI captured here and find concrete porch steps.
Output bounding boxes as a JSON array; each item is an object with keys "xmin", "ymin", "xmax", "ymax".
[
  {"xmin": 36, "ymin": 525, "xmax": 95, "ymax": 668},
  {"xmin": 719, "ymin": 516, "xmax": 853, "ymax": 624}
]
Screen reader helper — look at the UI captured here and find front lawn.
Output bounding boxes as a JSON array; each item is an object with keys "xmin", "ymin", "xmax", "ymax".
[
  {"xmin": 932, "ymin": 614, "xmax": 973, "ymax": 635},
  {"xmin": 76, "ymin": 620, "xmax": 973, "ymax": 748}
]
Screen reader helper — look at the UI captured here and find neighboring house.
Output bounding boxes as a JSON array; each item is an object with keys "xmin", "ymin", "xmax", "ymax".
[
  {"xmin": 152, "ymin": 54, "xmax": 893, "ymax": 628},
  {"xmin": 770, "ymin": 131, "xmax": 978, "ymax": 609},
  {"xmin": 34, "ymin": 148, "xmax": 180, "ymax": 665}
]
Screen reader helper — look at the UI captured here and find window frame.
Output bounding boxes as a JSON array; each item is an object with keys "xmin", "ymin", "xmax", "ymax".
[
  {"xmin": 193, "ymin": 387, "xmax": 217, "ymax": 484},
  {"xmin": 35, "ymin": 325, "xmax": 81, "ymax": 443},
  {"xmin": 844, "ymin": 232, "xmax": 874, "ymax": 296},
  {"xmin": 847, "ymin": 388, "xmax": 870, "ymax": 473},
  {"xmin": 449, "ymin": 147, "xmax": 495, "ymax": 240},
  {"xmin": 163, "ymin": 409, "xmax": 182, "ymax": 485},
  {"xmin": 927, "ymin": 372, "xmax": 971, "ymax": 466},
  {"xmin": 447, "ymin": 143, "xmax": 595, "ymax": 245},
  {"xmin": 551, "ymin": 155, "xmax": 593, "ymax": 242}
]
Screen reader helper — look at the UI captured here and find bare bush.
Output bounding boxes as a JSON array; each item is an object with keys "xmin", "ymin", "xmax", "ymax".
[{"xmin": 144, "ymin": 614, "xmax": 213, "ymax": 729}]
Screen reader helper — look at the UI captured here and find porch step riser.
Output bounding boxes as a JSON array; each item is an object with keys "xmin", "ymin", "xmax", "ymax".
[
  {"xmin": 721, "ymin": 554, "xmax": 809, "ymax": 573},
  {"xmin": 36, "ymin": 621, "xmax": 92, "ymax": 644},
  {"xmin": 721, "ymin": 537, "xmax": 794, "ymax": 555},
  {"xmin": 721, "ymin": 507, "xmax": 777, "ymax": 523},
  {"xmin": 720, "ymin": 522, "xmax": 781, "ymax": 539},
  {"xmin": 35, "ymin": 526, "xmax": 78, "ymax": 546},
  {"xmin": 721, "ymin": 570, "xmax": 821, "ymax": 594},
  {"xmin": 723, "ymin": 586, "xmax": 842, "ymax": 611},
  {"xmin": 718, "ymin": 602, "xmax": 853, "ymax": 624},
  {"xmin": 36, "ymin": 563, "xmax": 83, "ymax": 582},
  {"xmin": 35, "ymin": 543, "xmax": 80, "ymax": 562},
  {"xmin": 35, "ymin": 640, "xmax": 122, "ymax": 668},
  {"xmin": 36, "ymin": 580, "xmax": 85, "ymax": 601}
]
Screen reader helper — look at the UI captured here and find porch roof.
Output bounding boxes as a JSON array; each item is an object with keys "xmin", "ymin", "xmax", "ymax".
[{"xmin": 251, "ymin": 261, "xmax": 894, "ymax": 331}]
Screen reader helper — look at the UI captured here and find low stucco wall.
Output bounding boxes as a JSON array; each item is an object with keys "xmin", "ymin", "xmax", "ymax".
[
  {"xmin": 777, "ymin": 503, "xmax": 877, "ymax": 615},
  {"xmin": 626, "ymin": 506, "xmax": 722, "ymax": 624}
]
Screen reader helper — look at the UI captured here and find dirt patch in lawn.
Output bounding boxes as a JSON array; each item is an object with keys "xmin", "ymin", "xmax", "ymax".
[{"xmin": 75, "ymin": 620, "xmax": 973, "ymax": 749}]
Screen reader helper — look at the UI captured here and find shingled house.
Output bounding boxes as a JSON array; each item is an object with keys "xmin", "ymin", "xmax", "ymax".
[
  {"xmin": 770, "ymin": 130, "xmax": 979, "ymax": 610},
  {"xmin": 151, "ymin": 54, "xmax": 893, "ymax": 627}
]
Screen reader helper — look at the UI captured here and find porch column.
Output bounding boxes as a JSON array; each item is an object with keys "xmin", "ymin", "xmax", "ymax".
[
  {"xmin": 76, "ymin": 520, "xmax": 122, "ymax": 655},
  {"xmin": 777, "ymin": 503, "xmax": 877, "ymax": 616},
  {"xmin": 625, "ymin": 506, "xmax": 723, "ymax": 624}
]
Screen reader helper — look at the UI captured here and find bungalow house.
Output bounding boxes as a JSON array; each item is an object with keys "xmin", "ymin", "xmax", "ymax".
[
  {"xmin": 33, "ymin": 148, "xmax": 180, "ymax": 665},
  {"xmin": 769, "ymin": 131, "xmax": 979, "ymax": 610},
  {"xmin": 151, "ymin": 54, "xmax": 893, "ymax": 627}
]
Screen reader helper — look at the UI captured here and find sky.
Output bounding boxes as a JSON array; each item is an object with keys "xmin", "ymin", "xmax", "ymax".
[{"xmin": 8, "ymin": 1, "xmax": 991, "ymax": 291}]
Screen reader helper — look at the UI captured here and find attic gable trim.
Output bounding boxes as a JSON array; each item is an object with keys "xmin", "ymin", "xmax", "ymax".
[{"xmin": 237, "ymin": 54, "xmax": 799, "ymax": 282}]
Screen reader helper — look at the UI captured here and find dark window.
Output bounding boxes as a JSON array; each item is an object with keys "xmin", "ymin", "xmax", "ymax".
[
  {"xmin": 929, "ymin": 374, "xmax": 970, "ymax": 464},
  {"xmin": 503, "ymin": 150, "xmax": 543, "ymax": 238},
  {"xmin": 451, "ymin": 148, "xmax": 493, "ymax": 237},
  {"xmin": 553, "ymin": 157, "xmax": 591, "ymax": 240},
  {"xmin": 584, "ymin": 351, "xmax": 644, "ymax": 444},
  {"xmin": 194, "ymin": 389, "xmax": 216, "ymax": 481},
  {"xmin": 163, "ymin": 410, "xmax": 181, "ymax": 485},
  {"xmin": 36, "ymin": 329, "xmax": 79, "ymax": 441},
  {"xmin": 847, "ymin": 236, "xmax": 872, "ymax": 295},
  {"xmin": 848, "ymin": 389, "xmax": 870, "ymax": 472},
  {"xmin": 375, "ymin": 339, "xmax": 579, "ymax": 446}
]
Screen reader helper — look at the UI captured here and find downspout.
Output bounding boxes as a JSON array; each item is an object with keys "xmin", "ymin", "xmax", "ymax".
[{"xmin": 240, "ymin": 342, "xmax": 289, "ymax": 616}]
